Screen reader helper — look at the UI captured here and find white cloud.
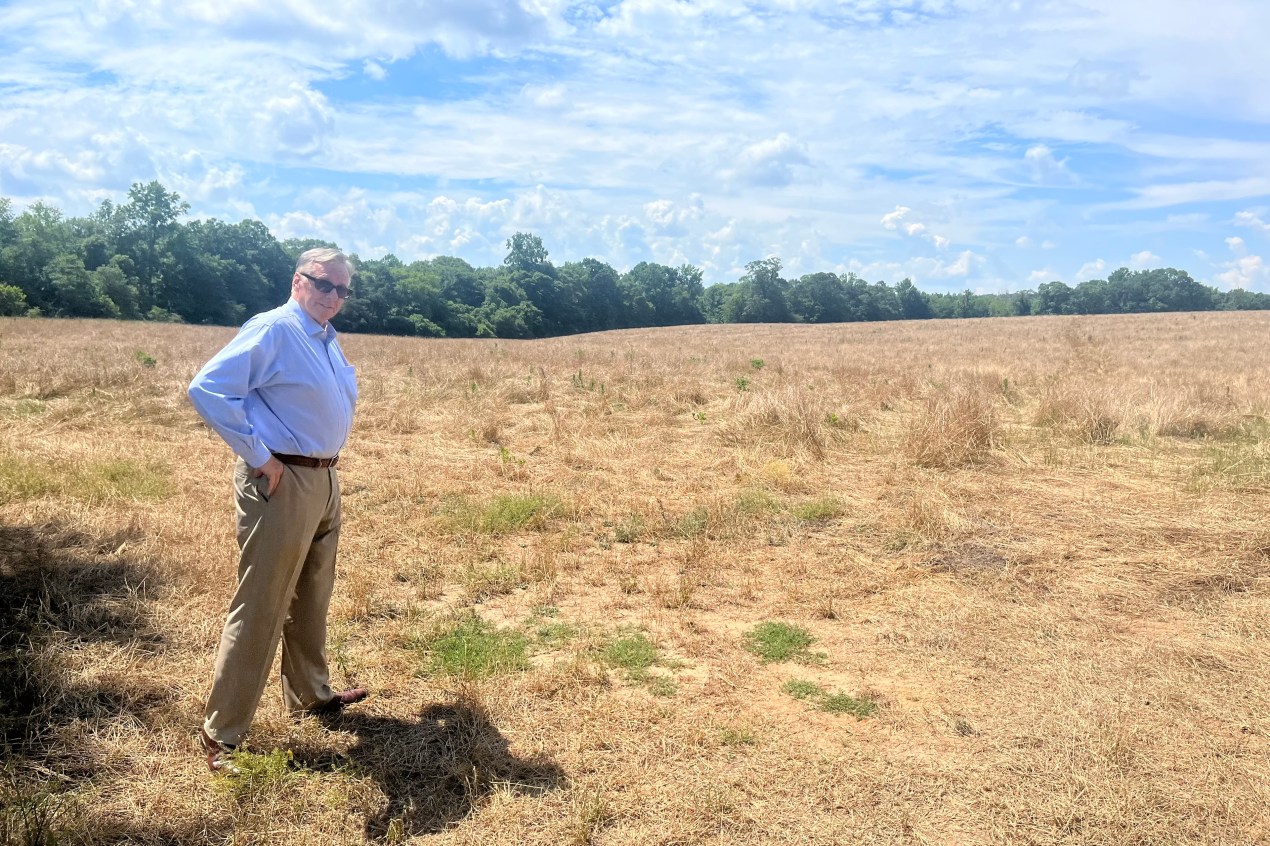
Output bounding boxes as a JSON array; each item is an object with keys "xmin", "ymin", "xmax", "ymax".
[
  {"xmin": 1226, "ymin": 236, "xmax": 1246, "ymax": 253},
  {"xmin": 881, "ymin": 206, "xmax": 910, "ymax": 230},
  {"xmin": 363, "ymin": 60, "xmax": 386, "ymax": 80},
  {"xmin": 1235, "ymin": 210, "xmax": 1270, "ymax": 235},
  {"xmin": 1016, "ymin": 235, "xmax": 1032, "ymax": 248},
  {"xmin": 1128, "ymin": 250, "xmax": 1159, "ymax": 269},
  {"xmin": 731, "ymin": 133, "xmax": 811, "ymax": 188},
  {"xmin": 1076, "ymin": 259, "xmax": 1107, "ymax": 282},
  {"xmin": 1027, "ymin": 268, "xmax": 1056, "ymax": 284},
  {"xmin": 1218, "ymin": 254, "xmax": 1268, "ymax": 290},
  {"xmin": 1025, "ymin": 144, "xmax": 1071, "ymax": 182},
  {"xmin": 256, "ymin": 84, "xmax": 334, "ymax": 159}
]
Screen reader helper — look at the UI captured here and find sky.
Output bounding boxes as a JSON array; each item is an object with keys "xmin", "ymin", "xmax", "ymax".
[{"xmin": 1, "ymin": 0, "xmax": 1269, "ymax": 293}]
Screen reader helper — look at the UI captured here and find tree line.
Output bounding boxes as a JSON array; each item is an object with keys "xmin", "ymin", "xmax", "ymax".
[{"xmin": 1, "ymin": 182, "xmax": 1266, "ymax": 337}]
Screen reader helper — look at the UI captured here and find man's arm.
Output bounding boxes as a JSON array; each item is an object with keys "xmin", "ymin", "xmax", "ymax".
[{"xmin": 188, "ymin": 320, "xmax": 285, "ymax": 494}]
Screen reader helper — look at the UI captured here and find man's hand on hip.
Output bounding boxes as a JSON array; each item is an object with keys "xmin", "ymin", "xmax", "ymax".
[{"xmin": 252, "ymin": 456, "xmax": 285, "ymax": 497}]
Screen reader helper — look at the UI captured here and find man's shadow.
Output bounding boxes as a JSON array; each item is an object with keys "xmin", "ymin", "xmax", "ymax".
[{"xmin": 296, "ymin": 699, "xmax": 566, "ymax": 839}]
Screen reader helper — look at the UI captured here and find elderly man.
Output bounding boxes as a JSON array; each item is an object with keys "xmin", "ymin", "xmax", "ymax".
[{"xmin": 188, "ymin": 247, "xmax": 367, "ymax": 772}]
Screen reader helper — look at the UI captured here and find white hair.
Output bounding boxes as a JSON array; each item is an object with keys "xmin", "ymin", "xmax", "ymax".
[{"xmin": 296, "ymin": 248, "xmax": 355, "ymax": 277}]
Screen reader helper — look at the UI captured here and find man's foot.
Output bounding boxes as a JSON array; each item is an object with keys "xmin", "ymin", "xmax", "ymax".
[
  {"xmin": 198, "ymin": 729, "xmax": 240, "ymax": 775},
  {"xmin": 307, "ymin": 687, "xmax": 369, "ymax": 716}
]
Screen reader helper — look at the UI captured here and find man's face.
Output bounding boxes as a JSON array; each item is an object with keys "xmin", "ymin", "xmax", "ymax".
[{"xmin": 291, "ymin": 261, "xmax": 351, "ymax": 326}]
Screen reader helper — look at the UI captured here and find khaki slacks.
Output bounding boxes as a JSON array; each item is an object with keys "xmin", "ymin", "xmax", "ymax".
[{"xmin": 202, "ymin": 458, "xmax": 342, "ymax": 747}]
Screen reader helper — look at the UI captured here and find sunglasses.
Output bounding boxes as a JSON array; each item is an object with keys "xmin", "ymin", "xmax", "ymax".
[{"xmin": 298, "ymin": 271, "xmax": 353, "ymax": 300}]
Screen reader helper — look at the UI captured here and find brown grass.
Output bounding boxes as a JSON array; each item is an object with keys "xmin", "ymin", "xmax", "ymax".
[{"xmin": 3, "ymin": 312, "xmax": 1270, "ymax": 844}]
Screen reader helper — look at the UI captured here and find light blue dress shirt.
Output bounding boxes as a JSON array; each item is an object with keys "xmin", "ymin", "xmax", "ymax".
[{"xmin": 188, "ymin": 299, "xmax": 357, "ymax": 469}]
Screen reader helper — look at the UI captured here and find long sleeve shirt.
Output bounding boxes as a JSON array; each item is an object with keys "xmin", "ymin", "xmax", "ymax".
[{"xmin": 188, "ymin": 299, "xmax": 357, "ymax": 468}]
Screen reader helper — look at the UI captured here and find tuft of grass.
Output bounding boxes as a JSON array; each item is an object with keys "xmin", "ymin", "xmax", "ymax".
[
  {"xmin": 602, "ymin": 632, "xmax": 659, "ymax": 680},
  {"xmin": 819, "ymin": 691, "xmax": 880, "ymax": 718},
  {"xmin": 782, "ymin": 680, "xmax": 881, "ymax": 718},
  {"xmin": 903, "ymin": 384, "xmax": 1000, "ymax": 468},
  {"xmin": 781, "ymin": 679, "xmax": 826, "ymax": 700},
  {"xmin": 670, "ymin": 506, "xmax": 710, "ymax": 539},
  {"xmin": 743, "ymin": 621, "xmax": 820, "ymax": 663},
  {"xmin": 647, "ymin": 676, "xmax": 677, "ymax": 697},
  {"xmin": 531, "ymin": 609, "xmax": 579, "ymax": 648},
  {"xmin": 460, "ymin": 560, "xmax": 526, "ymax": 600},
  {"xmin": 410, "ymin": 614, "xmax": 530, "ymax": 678},
  {"xmin": 735, "ymin": 489, "xmax": 780, "ymax": 516},
  {"xmin": 0, "ymin": 766, "xmax": 81, "ymax": 846},
  {"xmin": 719, "ymin": 726, "xmax": 757, "ymax": 747},
  {"xmin": 445, "ymin": 492, "xmax": 563, "ymax": 534},
  {"xmin": 613, "ymin": 513, "xmax": 644, "ymax": 544},
  {"xmin": 133, "ymin": 350, "xmax": 157, "ymax": 368},
  {"xmin": 215, "ymin": 749, "xmax": 300, "ymax": 800},
  {"xmin": 792, "ymin": 497, "xmax": 844, "ymax": 521}
]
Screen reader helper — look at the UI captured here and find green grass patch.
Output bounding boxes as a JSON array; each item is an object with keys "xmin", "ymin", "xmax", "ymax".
[
  {"xmin": 647, "ymin": 676, "xmax": 677, "ymax": 697},
  {"xmin": 743, "ymin": 621, "xmax": 821, "ymax": 663},
  {"xmin": 602, "ymin": 632, "xmax": 658, "ymax": 680},
  {"xmin": 410, "ymin": 614, "xmax": 530, "ymax": 679},
  {"xmin": 719, "ymin": 726, "xmax": 757, "ymax": 747},
  {"xmin": 215, "ymin": 749, "xmax": 301, "ymax": 800},
  {"xmin": 0, "ymin": 455, "xmax": 171, "ymax": 504},
  {"xmin": 1190, "ymin": 442, "xmax": 1270, "ymax": 491},
  {"xmin": 781, "ymin": 679, "xmax": 881, "ymax": 718},
  {"xmin": 735, "ymin": 489, "xmax": 780, "ymax": 516},
  {"xmin": 444, "ymin": 492, "xmax": 563, "ymax": 534},
  {"xmin": 792, "ymin": 497, "xmax": 844, "ymax": 522},
  {"xmin": 613, "ymin": 513, "xmax": 644, "ymax": 544},
  {"xmin": 781, "ymin": 679, "xmax": 826, "ymax": 700},
  {"xmin": 460, "ymin": 560, "xmax": 526, "ymax": 600},
  {"xmin": 670, "ymin": 506, "xmax": 710, "ymax": 539},
  {"xmin": 534, "ymin": 620, "xmax": 579, "ymax": 648},
  {"xmin": 820, "ymin": 692, "xmax": 879, "ymax": 718},
  {"xmin": 1, "ymin": 399, "xmax": 46, "ymax": 419}
]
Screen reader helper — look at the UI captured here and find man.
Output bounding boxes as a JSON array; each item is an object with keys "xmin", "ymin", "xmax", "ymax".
[{"xmin": 188, "ymin": 247, "xmax": 367, "ymax": 773}]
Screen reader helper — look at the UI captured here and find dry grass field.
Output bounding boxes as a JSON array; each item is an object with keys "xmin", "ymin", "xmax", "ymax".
[{"xmin": 2, "ymin": 311, "xmax": 1269, "ymax": 845}]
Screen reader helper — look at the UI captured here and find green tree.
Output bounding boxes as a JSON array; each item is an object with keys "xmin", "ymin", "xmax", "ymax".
[
  {"xmin": 47, "ymin": 255, "xmax": 119, "ymax": 317},
  {"xmin": 724, "ymin": 258, "xmax": 791, "ymax": 323},
  {"xmin": 0, "ymin": 283, "xmax": 28, "ymax": 316},
  {"xmin": 894, "ymin": 278, "xmax": 931, "ymax": 320},
  {"xmin": 117, "ymin": 181, "xmax": 189, "ymax": 309}
]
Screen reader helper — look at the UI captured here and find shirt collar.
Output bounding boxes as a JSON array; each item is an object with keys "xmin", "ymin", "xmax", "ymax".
[{"xmin": 285, "ymin": 298, "xmax": 337, "ymax": 341}]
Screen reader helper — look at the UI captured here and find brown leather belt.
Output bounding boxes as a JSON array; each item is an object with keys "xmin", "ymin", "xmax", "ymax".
[{"xmin": 273, "ymin": 453, "xmax": 339, "ymax": 468}]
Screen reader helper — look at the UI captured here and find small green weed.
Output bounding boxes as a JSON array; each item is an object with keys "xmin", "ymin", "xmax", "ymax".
[
  {"xmin": 693, "ymin": 411, "xmax": 707, "ymax": 423},
  {"xmin": 743, "ymin": 621, "xmax": 822, "ymax": 663},
  {"xmin": 613, "ymin": 513, "xmax": 644, "ymax": 544},
  {"xmin": 735, "ymin": 376, "xmax": 750, "ymax": 392},
  {"xmin": 749, "ymin": 358, "xmax": 765, "ymax": 370},
  {"xmin": 411, "ymin": 614, "xmax": 530, "ymax": 678},
  {"xmin": 133, "ymin": 349, "xmax": 157, "ymax": 368}
]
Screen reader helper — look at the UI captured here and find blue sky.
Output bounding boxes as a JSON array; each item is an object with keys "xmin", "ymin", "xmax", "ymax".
[{"xmin": 1, "ymin": 0, "xmax": 1268, "ymax": 292}]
